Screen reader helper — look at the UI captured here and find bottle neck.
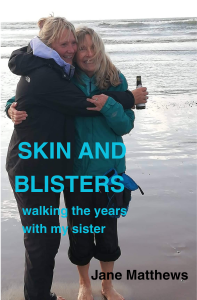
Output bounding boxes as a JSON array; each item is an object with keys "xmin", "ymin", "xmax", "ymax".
[{"xmin": 136, "ymin": 76, "xmax": 142, "ymax": 87}]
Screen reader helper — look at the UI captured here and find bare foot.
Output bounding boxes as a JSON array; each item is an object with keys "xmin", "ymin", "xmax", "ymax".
[
  {"xmin": 101, "ymin": 285, "xmax": 124, "ymax": 300},
  {"xmin": 78, "ymin": 284, "xmax": 93, "ymax": 300},
  {"xmin": 57, "ymin": 297, "xmax": 65, "ymax": 300}
]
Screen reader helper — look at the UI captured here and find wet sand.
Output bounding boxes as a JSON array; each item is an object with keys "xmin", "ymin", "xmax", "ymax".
[{"xmin": 1, "ymin": 96, "xmax": 196, "ymax": 300}]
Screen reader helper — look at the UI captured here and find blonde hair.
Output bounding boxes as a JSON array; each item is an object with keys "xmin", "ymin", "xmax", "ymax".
[
  {"xmin": 75, "ymin": 27, "xmax": 121, "ymax": 90},
  {"xmin": 37, "ymin": 16, "xmax": 77, "ymax": 47}
]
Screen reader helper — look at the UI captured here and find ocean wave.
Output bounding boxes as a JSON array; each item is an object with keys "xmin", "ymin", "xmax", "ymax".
[
  {"xmin": 1, "ymin": 40, "xmax": 30, "ymax": 47},
  {"xmin": 2, "ymin": 25, "xmax": 36, "ymax": 30},
  {"xmin": 2, "ymin": 37, "xmax": 196, "ymax": 49},
  {"xmin": 154, "ymin": 89, "xmax": 197, "ymax": 95},
  {"xmin": 103, "ymin": 38, "xmax": 197, "ymax": 44},
  {"xmin": 2, "ymin": 18, "xmax": 196, "ymax": 32},
  {"xmin": 187, "ymin": 31, "xmax": 197, "ymax": 35},
  {"xmin": 1, "ymin": 22, "xmax": 37, "ymax": 30},
  {"xmin": 166, "ymin": 20, "xmax": 197, "ymax": 26},
  {"xmin": 98, "ymin": 18, "xmax": 197, "ymax": 28},
  {"xmin": 98, "ymin": 21, "xmax": 148, "ymax": 28},
  {"xmin": 98, "ymin": 21, "xmax": 111, "ymax": 26}
]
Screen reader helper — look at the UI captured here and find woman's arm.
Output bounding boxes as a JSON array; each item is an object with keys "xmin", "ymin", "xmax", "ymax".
[
  {"xmin": 7, "ymin": 48, "xmax": 146, "ymax": 122},
  {"xmin": 100, "ymin": 98, "xmax": 135, "ymax": 136},
  {"xmin": 87, "ymin": 95, "xmax": 135, "ymax": 136},
  {"xmin": 90, "ymin": 73, "xmax": 148, "ymax": 110},
  {"xmin": 8, "ymin": 46, "xmax": 100, "ymax": 117},
  {"xmin": 8, "ymin": 46, "xmax": 46, "ymax": 75},
  {"xmin": 103, "ymin": 90, "xmax": 135, "ymax": 109},
  {"xmin": 8, "ymin": 47, "xmax": 137, "ymax": 113},
  {"xmin": 5, "ymin": 90, "xmax": 135, "ymax": 125},
  {"xmin": 86, "ymin": 73, "xmax": 135, "ymax": 135}
]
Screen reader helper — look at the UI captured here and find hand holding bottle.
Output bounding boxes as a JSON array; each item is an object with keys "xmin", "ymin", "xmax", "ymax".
[{"xmin": 131, "ymin": 87, "xmax": 148, "ymax": 109}]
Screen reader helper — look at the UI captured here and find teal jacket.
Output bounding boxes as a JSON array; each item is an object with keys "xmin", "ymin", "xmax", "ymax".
[
  {"xmin": 5, "ymin": 72, "xmax": 135, "ymax": 176},
  {"xmin": 72, "ymin": 72, "xmax": 135, "ymax": 176}
]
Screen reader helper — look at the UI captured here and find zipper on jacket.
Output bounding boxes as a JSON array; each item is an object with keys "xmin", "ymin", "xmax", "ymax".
[
  {"xmin": 89, "ymin": 81, "xmax": 92, "ymax": 94},
  {"xmin": 68, "ymin": 67, "xmax": 71, "ymax": 79}
]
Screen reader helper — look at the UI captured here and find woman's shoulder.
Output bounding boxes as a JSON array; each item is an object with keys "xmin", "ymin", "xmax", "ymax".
[
  {"xmin": 31, "ymin": 61, "xmax": 71, "ymax": 83},
  {"xmin": 118, "ymin": 72, "xmax": 128, "ymax": 89},
  {"xmin": 106, "ymin": 71, "xmax": 128, "ymax": 92}
]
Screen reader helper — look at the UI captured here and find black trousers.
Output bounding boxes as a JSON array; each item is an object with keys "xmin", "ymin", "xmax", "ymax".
[
  {"xmin": 64, "ymin": 179, "xmax": 121, "ymax": 266},
  {"xmin": 9, "ymin": 176, "xmax": 61, "ymax": 300}
]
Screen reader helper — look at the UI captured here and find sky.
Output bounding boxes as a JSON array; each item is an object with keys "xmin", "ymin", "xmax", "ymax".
[{"xmin": 0, "ymin": 0, "xmax": 196, "ymax": 22}]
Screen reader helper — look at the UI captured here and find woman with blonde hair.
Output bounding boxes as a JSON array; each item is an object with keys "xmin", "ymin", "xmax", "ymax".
[
  {"xmin": 6, "ymin": 16, "xmax": 143, "ymax": 300},
  {"xmin": 63, "ymin": 27, "xmax": 147, "ymax": 300},
  {"xmin": 6, "ymin": 15, "xmax": 148, "ymax": 299}
]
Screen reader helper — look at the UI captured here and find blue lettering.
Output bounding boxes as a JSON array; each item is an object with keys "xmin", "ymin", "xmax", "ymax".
[
  {"xmin": 44, "ymin": 176, "xmax": 49, "ymax": 192},
  {"xmin": 111, "ymin": 175, "xmax": 124, "ymax": 192},
  {"xmin": 15, "ymin": 176, "xmax": 29, "ymax": 192},
  {"xmin": 18, "ymin": 142, "xmax": 32, "ymax": 159},
  {"xmin": 95, "ymin": 176, "xmax": 109, "ymax": 192},
  {"xmin": 31, "ymin": 176, "xmax": 43, "ymax": 192},
  {"xmin": 78, "ymin": 142, "xmax": 93, "ymax": 159},
  {"xmin": 57, "ymin": 142, "xmax": 70, "ymax": 159},
  {"xmin": 51, "ymin": 176, "xmax": 64, "ymax": 192},
  {"xmin": 34, "ymin": 142, "xmax": 48, "ymax": 159},
  {"xmin": 50, "ymin": 142, "xmax": 54, "ymax": 159},
  {"xmin": 65, "ymin": 176, "xmax": 78, "ymax": 192},
  {"xmin": 22, "ymin": 208, "xmax": 32, "ymax": 215},
  {"xmin": 72, "ymin": 226, "xmax": 78, "ymax": 233},
  {"xmin": 80, "ymin": 176, "xmax": 93, "ymax": 192},
  {"xmin": 22, "ymin": 226, "xmax": 32, "ymax": 233},
  {"xmin": 95, "ymin": 142, "xmax": 109, "ymax": 159},
  {"xmin": 112, "ymin": 143, "xmax": 126, "ymax": 159}
]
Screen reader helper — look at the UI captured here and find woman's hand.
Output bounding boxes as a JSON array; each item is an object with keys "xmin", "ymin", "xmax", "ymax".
[
  {"xmin": 132, "ymin": 87, "xmax": 148, "ymax": 108},
  {"xmin": 86, "ymin": 94, "xmax": 108, "ymax": 111},
  {"xmin": 8, "ymin": 102, "xmax": 28, "ymax": 125}
]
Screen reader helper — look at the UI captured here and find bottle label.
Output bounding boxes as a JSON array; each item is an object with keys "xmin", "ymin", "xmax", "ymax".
[
  {"xmin": 136, "ymin": 77, "xmax": 145, "ymax": 109},
  {"xmin": 136, "ymin": 84, "xmax": 145, "ymax": 108},
  {"xmin": 136, "ymin": 103, "xmax": 145, "ymax": 107}
]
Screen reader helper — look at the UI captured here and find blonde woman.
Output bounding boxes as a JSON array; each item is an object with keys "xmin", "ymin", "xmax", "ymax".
[
  {"xmin": 6, "ymin": 17, "xmax": 148, "ymax": 300},
  {"xmin": 63, "ymin": 27, "xmax": 148, "ymax": 300},
  {"xmin": 6, "ymin": 17, "xmax": 140, "ymax": 300}
]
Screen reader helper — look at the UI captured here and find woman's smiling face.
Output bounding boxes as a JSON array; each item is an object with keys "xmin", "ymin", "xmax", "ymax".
[
  {"xmin": 51, "ymin": 29, "xmax": 77, "ymax": 65},
  {"xmin": 75, "ymin": 34, "xmax": 97, "ymax": 77}
]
